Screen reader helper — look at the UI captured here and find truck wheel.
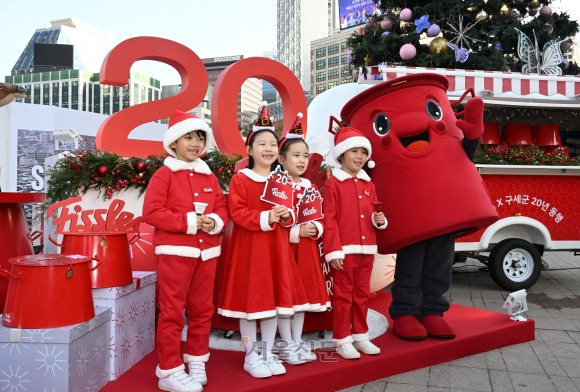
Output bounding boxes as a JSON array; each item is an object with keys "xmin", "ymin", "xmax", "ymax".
[{"xmin": 488, "ymin": 239, "xmax": 542, "ymax": 291}]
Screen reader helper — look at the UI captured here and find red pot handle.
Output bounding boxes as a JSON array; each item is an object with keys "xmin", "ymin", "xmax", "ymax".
[
  {"xmin": 0, "ymin": 268, "xmax": 21, "ymax": 280},
  {"xmin": 27, "ymin": 230, "xmax": 43, "ymax": 242},
  {"xmin": 48, "ymin": 235, "xmax": 63, "ymax": 248},
  {"xmin": 89, "ymin": 255, "xmax": 103, "ymax": 271},
  {"xmin": 128, "ymin": 232, "xmax": 141, "ymax": 245}
]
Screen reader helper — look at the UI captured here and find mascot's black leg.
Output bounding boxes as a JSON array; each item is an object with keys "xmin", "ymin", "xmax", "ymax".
[{"xmin": 420, "ymin": 233, "xmax": 454, "ymax": 316}]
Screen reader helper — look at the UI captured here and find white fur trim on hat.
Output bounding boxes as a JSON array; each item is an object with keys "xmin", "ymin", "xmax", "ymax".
[
  {"xmin": 332, "ymin": 136, "xmax": 372, "ymax": 162},
  {"xmin": 164, "ymin": 117, "xmax": 213, "ymax": 157}
]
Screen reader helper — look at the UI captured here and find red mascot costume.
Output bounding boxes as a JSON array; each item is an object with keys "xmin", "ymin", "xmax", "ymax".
[{"xmin": 340, "ymin": 73, "xmax": 498, "ymax": 340}]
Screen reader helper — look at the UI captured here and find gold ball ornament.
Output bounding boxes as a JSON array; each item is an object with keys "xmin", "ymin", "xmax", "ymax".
[
  {"xmin": 500, "ymin": 4, "xmax": 511, "ymax": 15},
  {"xmin": 475, "ymin": 10, "xmax": 488, "ymax": 22},
  {"xmin": 429, "ymin": 37, "xmax": 449, "ymax": 55},
  {"xmin": 528, "ymin": 0, "xmax": 539, "ymax": 8},
  {"xmin": 400, "ymin": 21, "xmax": 414, "ymax": 34}
]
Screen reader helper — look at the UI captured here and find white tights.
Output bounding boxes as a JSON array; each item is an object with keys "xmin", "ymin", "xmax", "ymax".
[
  {"xmin": 277, "ymin": 312, "xmax": 305, "ymax": 343},
  {"xmin": 239, "ymin": 317, "xmax": 278, "ymax": 358}
]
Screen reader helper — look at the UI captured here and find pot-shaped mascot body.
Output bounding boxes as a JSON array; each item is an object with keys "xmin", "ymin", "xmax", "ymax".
[{"xmin": 340, "ymin": 73, "xmax": 498, "ymax": 340}]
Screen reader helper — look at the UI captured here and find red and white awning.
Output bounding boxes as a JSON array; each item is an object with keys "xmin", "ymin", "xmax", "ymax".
[{"xmin": 359, "ymin": 65, "xmax": 580, "ymax": 108}]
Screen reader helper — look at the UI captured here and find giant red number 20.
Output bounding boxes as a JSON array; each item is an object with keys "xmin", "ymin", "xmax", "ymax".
[
  {"xmin": 211, "ymin": 57, "xmax": 307, "ymax": 156},
  {"xmin": 97, "ymin": 37, "xmax": 307, "ymax": 158},
  {"xmin": 96, "ymin": 37, "xmax": 208, "ymax": 157}
]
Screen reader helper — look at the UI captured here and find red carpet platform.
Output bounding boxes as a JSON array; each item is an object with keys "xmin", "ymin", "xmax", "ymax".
[{"xmin": 101, "ymin": 291, "xmax": 535, "ymax": 392}]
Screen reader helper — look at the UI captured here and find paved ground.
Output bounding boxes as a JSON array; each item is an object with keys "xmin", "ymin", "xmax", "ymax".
[{"xmin": 340, "ymin": 251, "xmax": 580, "ymax": 392}]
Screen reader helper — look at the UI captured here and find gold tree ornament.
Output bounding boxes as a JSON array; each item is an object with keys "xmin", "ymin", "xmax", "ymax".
[
  {"xmin": 528, "ymin": 0, "xmax": 539, "ymax": 8},
  {"xmin": 500, "ymin": 4, "xmax": 512, "ymax": 15},
  {"xmin": 400, "ymin": 21, "xmax": 415, "ymax": 34},
  {"xmin": 364, "ymin": 54, "xmax": 371, "ymax": 67},
  {"xmin": 475, "ymin": 10, "xmax": 488, "ymax": 22},
  {"xmin": 429, "ymin": 37, "xmax": 449, "ymax": 54}
]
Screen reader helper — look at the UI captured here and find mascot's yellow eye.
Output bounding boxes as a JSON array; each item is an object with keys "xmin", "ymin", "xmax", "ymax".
[
  {"xmin": 426, "ymin": 100, "xmax": 443, "ymax": 120},
  {"xmin": 373, "ymin": 113, "xmax": 390, "ymax": 136}
]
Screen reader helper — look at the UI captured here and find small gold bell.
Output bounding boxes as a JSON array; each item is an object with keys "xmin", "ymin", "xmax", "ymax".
[
  {"xmin": 66, "ymin": 264, "xmax": 73, "ymax": 278},
  {"xmin": 100, "ymin": 237, "xmax": 107, "ymax": 247}
]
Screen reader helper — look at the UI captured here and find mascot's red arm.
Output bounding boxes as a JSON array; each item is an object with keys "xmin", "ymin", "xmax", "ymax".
[{"xmin": 456, "ymin": 96, "xmax": 484, "ymax": 141}]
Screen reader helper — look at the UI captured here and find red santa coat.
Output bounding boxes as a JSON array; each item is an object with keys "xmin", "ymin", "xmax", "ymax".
[
  {"xmin": 323, "ymin": 168, "xmax": 383, "ymax": 262},
  {"xmin": 142, "ymin": 157, "xmax": 228, "ymax": 260},
  {"xmin": 218, "ymin": 169, "xmax": 309, "ymax": 320},
  {"xmin": 289, "ymin": 178, "xmax": 330, "ymax": 311}
]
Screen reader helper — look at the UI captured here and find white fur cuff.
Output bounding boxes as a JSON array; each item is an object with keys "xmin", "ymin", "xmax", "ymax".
[
  {"xmin": 187, "ymin": 211, "xmax": 198, "ymax": 234},
  {"xmin": 206, "ymin": 213, "xmax": 224, "ymax": 235}
]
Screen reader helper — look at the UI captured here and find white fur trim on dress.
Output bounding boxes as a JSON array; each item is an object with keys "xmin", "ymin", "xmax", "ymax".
[
  {"xmin": 164, "ymin": 117, "xmax": 213, "ymax": 157},
  {"xmin": 280, "ymin": 208, "xmax": 295, "ymax": 228},
  {"xmin": 289, "ymin": 225, "xmax": 300, "ymax": 244},
  {"xmin": 307, "ymin": 301, "xmax": 331, "ymax": 312},
  {"xmin": 187, "ymin": 211, "xmax": 198, "ymax": 235},
  {"xmin": 325, "ymin": 250, "xmax": 345, "ymax": 262},
  {"xmin": 353, "ymin": 333, "xmax": 370, "ymax": 342},
  {"xmin": 156, "ymin": 363, "xmax": 185, "ymax": 378},
  {"xmin": 342, "ymin": 244, "xmax": 378, "ymax": 255},
  {"xmin": 200, "ymin": 246, "xmax": 221, "ymax": 262},
  {"xmin": 184, "ymin": 353, "xmax": 210, "ymax": 363},
  {"xmin": 206, "ymin": 213, "xmax": 224, "ymax": 235},
  {"xmin": 164, "ymin": 156, "xmax": 211, "ymax": 174},
  {"xmin": 218, "ymin": 303, "xmax": 311, "ymax": 320},
  {"xmin": 155, "ymin": 245, "xmax": 201, "ymax": 258},
  {"xmin": 298, "ymin": 177, "xmax": 312, "ymax": 188},
  {"xmin": 333, "ymin": 335, "xmax": 354, "ymax": 346},
  {"xmin": 312, "ymin": 220, "xmax": 323, "ymax": 239},
  {"xmin": 260, "ymin": 210, "xmax": 274, "ymax": 231},
  {"xmin": 239, "ymin": 168, "xmax": 267, "ymax": 182}
]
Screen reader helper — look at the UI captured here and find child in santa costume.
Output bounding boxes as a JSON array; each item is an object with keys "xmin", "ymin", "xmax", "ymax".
[
  {"xmin": 323, "ymin": 124, "xmax": 387, "ymax": 360},
  {"xmin": 142, "ymin": 110, "xmax": 228, "ymax": 392},
  {"xmin": 276, "ymin": 113, "xmax": 330, "ymax": 365},
  {"xmin": 218, "ymin": 102, "xmax": 309, "ymax": 378}
]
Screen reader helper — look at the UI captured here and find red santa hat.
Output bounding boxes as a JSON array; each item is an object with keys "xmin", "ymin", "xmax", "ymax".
[
  {"xmin": 332, "ymin": 125, "xmax": 375, "ymax": 169},
  {"xmin": 279, "ymin": 112, "xmax": 305, "ymax": 151},
  {"xmin": 164, "ymin": 110, "xmax": 213, "ymax": 157},
  {"xmin": 253, "ymin": 101, "xmax": 275, "ymax": 132}
]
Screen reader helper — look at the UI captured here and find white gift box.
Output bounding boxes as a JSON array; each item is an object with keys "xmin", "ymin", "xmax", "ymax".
[
  {"xmin": 92, "ymin": 271, "xmax": 157, "ymax": 380},
  {"xmin": 0, "ymin": 306, "xmax": 111, "ymax": 391}
]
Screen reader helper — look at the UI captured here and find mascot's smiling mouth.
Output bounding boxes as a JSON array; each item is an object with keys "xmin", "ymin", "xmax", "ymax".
[{"xmin": 399, "ymin": 130, "xmax": 429, "ymax": 152}]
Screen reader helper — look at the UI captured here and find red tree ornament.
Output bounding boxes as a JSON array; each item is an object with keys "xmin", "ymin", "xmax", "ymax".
[
  {"xmin": 96, "ymin": 165, "xmax": 109, "ymax": 177},
  {"xmin": 135, "ymin": 160, "xmax": 148, "ymax": 173}
]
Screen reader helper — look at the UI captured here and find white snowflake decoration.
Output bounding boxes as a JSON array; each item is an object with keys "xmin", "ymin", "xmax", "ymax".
[{"xmin": 444, "ymin": 14, "xmax": 484, "ymax": 50}]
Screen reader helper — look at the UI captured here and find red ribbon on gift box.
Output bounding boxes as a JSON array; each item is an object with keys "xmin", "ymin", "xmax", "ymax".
[{"xmin": 133, "ymin": 277, "xmax": 141, "ymax": 290}]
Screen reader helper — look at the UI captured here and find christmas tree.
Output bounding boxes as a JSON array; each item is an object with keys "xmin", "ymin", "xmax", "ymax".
[{"xmin": 347, "ymin": 0, "xmax": 580, "ymax": 75}]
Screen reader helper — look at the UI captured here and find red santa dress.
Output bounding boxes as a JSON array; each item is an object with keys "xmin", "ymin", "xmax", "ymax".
[
  {"xmin": 218, "ymin": 168, "xmax": 310, "ymax": 320},
  {"xmin": 289, "ymin": 178, "xmax": 330, "ymax": 311}
]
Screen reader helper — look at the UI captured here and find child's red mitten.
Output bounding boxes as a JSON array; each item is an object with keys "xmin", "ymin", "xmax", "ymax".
[{"xmin": 456, "ymin": 97, "xmax": 484, "ymax": 140}]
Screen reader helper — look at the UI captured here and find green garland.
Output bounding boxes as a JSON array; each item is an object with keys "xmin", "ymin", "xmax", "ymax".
[
  {"xmin": 45, "ymin": 149, "xmax": 242, "ymax": 207},
  {"xmin": 474, "ymin": 145, "xmax": 580, "ymax": 165}
]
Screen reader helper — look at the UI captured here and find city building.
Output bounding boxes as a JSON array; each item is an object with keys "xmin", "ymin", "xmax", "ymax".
[
  {"xmin": 277, "ymin": 0, "xmax": 334, "ymax": 93},
  {"xmin": 202, "ymin": 55, "xmax": 262, "ymax": 126},
  {"xmin": 310, "ymin": 30, "xmax": 356, "ymax": 98},
  {"xmin": 4, "ymin": 18, "xmax": 161, "ymax": 115},
  {"xmin": 162, "ymin": 55, "xmax": 262, "ymax": 127},
  {"xmin": 262, "ymin": 50, "xmax": 278, "ymax": 104}
]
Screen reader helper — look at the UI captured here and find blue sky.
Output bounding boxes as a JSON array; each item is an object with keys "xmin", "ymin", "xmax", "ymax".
[{"xmin": 0, "ymin": 0, "xmax": 277, "ymax": 85}]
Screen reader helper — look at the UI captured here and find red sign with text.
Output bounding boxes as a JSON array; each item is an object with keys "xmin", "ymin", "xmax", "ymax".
[
  {"xmin": 296, "ymin": 187, "xmax": 324, "ymax": 224},
  {"xmin": 260, "ymin": 166, "xmax": 295, "ymax": 208}
]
